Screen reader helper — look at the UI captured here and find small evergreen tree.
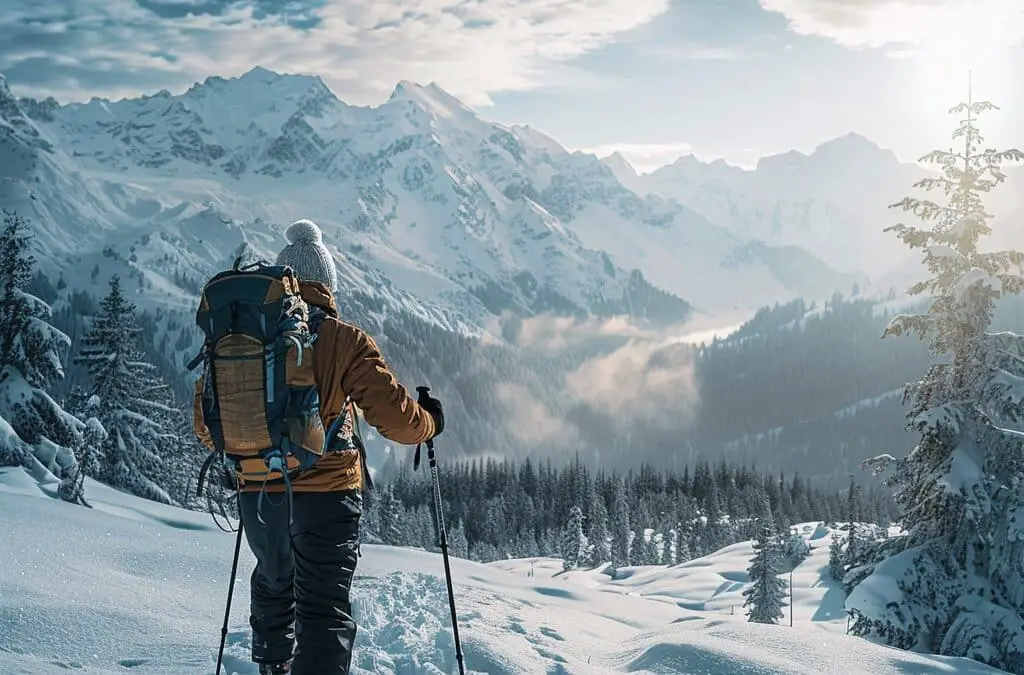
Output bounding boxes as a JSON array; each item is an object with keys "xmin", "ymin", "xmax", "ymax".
[
  {"xmin": 828, "ymin": 532, "xmax": 844, "ymax": 581},
  {"xmin": 377, "ymin": 484, "xmax": 404, "ymax": 544},
  {"xmin": 743, "ymin": 520, "xmax": 787, "ymax": 624},
  {"xmin": 666, "ymin": 528, "xmax": 679, "ymax": 566},
  {"xmin": 850, "ymin": 81, "xmax": 1024, "ymax": 668},
  {"xmin": 448, "ymin": 519, "xmax": 469, "ymax": 559},
  {"xmin": 73, "ymin": 276, "xmax": 183, "ymax": 504},
  {"xmin": 783, "ymin": 530, "xmax": 811, "ymax": 565},
  {"xmin": 560, "ymin": 505, "xmax": 587, "ymax": 571}
]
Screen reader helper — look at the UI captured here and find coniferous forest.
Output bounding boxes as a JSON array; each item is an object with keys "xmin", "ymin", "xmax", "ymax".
[{"xmin": 360, "ymin": 455, "xmax": 897, "ymax": 567}]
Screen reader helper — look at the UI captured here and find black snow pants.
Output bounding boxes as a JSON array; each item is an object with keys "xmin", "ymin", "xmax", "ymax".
[{"xmin": 238, "ymin": 489, "xmax": 362, "ymax": 673}]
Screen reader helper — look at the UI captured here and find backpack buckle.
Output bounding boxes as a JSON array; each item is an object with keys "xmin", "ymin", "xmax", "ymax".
[{"xmin": 263, "ymin": 449, "xmax": 285, "ymax": 474}]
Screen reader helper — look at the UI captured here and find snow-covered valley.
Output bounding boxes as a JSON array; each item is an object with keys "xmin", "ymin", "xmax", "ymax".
[{"xmin": 0, "ymin": 467, "xmax": 1003, "ymax": 674}]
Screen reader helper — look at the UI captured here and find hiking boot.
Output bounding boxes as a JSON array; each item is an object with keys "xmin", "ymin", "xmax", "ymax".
[{"xmin": 258, "ymin": 662, "xmax": 291, "ymax": 674}]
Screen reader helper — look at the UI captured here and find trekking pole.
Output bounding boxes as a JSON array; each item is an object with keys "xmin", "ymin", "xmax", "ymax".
[
  {"xmin": 216, "ymin": 506, "xmax": 245, "ymax": 674},
  {"xmin": 414, "ymin": 386, "xmax": 466, "ymax": 675}
]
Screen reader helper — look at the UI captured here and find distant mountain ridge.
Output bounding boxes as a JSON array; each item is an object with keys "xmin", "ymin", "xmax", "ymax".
[
  {"xmin": 607, "ymin": 133, "xmax": 925, "ymax": 279},
  {"xmin": 614, "ymin": 131, "xmax": 1024, "ymax": 283}
]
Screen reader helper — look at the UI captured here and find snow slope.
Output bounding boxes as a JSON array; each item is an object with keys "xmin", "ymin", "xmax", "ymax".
[
  {"xmin": 2, "ymin": 67, "xmax": 857, "ymax": 334},
  {"xmin": 0, "ymin": 471, "xmax": 1003, "ymax": 674},
  {"xmin": 493, "ymin": 522, "xmax": 851, "ymax": 622}
]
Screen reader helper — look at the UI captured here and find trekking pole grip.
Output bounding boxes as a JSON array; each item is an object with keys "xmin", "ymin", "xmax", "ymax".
[{"xmin": 413, "ymin": 385, "xmax": 434, "ymax": 470}]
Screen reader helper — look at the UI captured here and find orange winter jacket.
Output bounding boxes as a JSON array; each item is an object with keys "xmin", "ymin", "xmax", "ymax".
[{"xmin": 192, "ymin": 281, "xmax": 435, "ymax": 493}]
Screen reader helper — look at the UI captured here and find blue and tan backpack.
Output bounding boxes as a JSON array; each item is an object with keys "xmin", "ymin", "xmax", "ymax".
[{"xmin": 188, "ymin": 258, "xmax": 334, "ymax": 488}]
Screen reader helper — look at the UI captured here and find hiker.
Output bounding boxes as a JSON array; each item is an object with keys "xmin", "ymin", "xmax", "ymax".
[{"xmin": 192, "ymin": 219, "xmax": 444, "ymax": 674}]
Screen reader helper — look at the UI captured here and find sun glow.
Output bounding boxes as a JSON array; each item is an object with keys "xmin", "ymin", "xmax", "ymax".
[{"xmin": 908, "ymin": 4, "xmax": 1022, "ymax": 150}]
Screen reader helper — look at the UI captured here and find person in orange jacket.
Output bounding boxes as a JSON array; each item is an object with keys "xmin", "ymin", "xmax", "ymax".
[{"xmin": 193, "ymin": 219, "xmax": 444, "ymax": 674}]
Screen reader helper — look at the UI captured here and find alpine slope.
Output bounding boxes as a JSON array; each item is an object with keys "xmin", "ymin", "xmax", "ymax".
[{"xmin": 0, "ymin": 467, "xmax": 1002, "ymax": 674}]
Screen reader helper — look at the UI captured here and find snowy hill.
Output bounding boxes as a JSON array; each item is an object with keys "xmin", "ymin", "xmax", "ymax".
[
  {"xmin": 630, "ymin": 134, "xmax": 932, "ymax": 279},
  {"xmin": 0, "ymin": 470, "xmax": 1002, "ymax": 674},
  {"xmin": 2, "ymin": 66, "xmax": 858, "ymax": 334}
]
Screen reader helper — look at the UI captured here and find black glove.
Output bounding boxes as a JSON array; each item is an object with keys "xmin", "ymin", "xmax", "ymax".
[{"xmin": 416, "ymin": 386, "xmax": 444, "ymax": 438}]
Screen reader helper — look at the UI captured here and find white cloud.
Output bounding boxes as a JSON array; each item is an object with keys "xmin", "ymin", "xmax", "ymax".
[
  {"xmin": 564, "ymin": 338, "xmax": 700, "ymax": 430},
  {"xmin": 0, "ymin": 0, "xmax": 672, "ymax": 105},
  {"xmin": 495, "ymin": 382, "xmax": 577, "ymax": 447},
  {"xmin": 509, "ymin": 312, "xmax": 665, "ymax": 352},
  {"xmin": 581, "ymin": 142, "xmax": 692, "ymax": 174},
  {"xmin": 758, "ymin": 0, "xmax": 1024, "ymax": 50}
]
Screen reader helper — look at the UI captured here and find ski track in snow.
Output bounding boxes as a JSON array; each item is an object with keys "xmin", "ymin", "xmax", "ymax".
[{"xmin": 0, "ymin": 468, "xmax": 1008, "ymax": 674}]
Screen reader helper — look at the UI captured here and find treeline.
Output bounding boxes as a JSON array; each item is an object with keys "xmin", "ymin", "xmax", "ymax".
[{"xmin": 360, "ymin": 454, "xmax": 897, "ymax": 566}]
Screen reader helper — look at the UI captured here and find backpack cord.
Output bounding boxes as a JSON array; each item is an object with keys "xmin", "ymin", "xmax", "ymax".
[
  {"xmin": 196, "ymin": 451, "xmax": 239, "ymax": 533},
  {"xmin": 256, "ymin": 452, "xmax": 295, "ymax": 527}
]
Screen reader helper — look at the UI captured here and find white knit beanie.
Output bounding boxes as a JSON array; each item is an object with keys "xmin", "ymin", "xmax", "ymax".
[{"xmin": 275, "ymin": 219, "xmax": 338, "ymax": 291}]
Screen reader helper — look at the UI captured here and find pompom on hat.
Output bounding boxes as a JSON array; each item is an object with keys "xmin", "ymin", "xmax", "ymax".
[{"xmin": 275, "ymin": 219, "xmax": 338, "ymax": 291}]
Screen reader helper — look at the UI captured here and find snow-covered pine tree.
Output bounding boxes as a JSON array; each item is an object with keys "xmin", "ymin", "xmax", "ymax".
[
  {"xmin": 560, "ymin": 505, "xmax": 587, "ymax": 571},
  {"xmin": 0, "ymin": 211, "xmax": 95, "ymax": 504},
  {"xmin": 610, "ymin": 482, "xmax": 631, "ymax": 571},
  {"xmin": 73, "ymin": 275, "xmax": 187, "ymax": 505},
  {"xmin": 848, "ymin": 81, "xmax": 1024, "ymax": 670},
  {"xmin": 844, "ymin": 480, "xmax": 861, "ymax": 563},
  {"xmin": 587, "ymin": 491, "xmax": 611, "ymax": 565},
  {"xmin": 448, "ymin": 519, "xmax": 469, "ymax": 559},
  {"xmin": 743, "ymin": 519, "xmax": 788, "ymax": 624},
  {"xmin": 61, "ymin": 385, "xmax": 105, "ymax": 477},
  {"xmin": 666, "ymin": 527, "xmax": 679, "ymax": 566},
  {"xmin": 636, "ymin": 500, "xmax": 659, "ymax": 565},
  {"xmin": 784, "ymin": 530, "xmax": 811, "ymax": 565},
  {"xmin": 829, "ymin": 532, "xmax": 844, "ymax": 581}
]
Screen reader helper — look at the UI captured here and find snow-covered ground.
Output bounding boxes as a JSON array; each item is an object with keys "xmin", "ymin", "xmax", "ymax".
[{"xmin": 0, "ymin": 469, "xmax": 1004, "ymax": 674}]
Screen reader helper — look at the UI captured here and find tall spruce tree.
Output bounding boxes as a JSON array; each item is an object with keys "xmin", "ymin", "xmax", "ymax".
[
  {"xmin": 0, "ymin": 211, "xmax": 93, "ymax": 504},
  {"xmin": 73, "ymin": 276, "xmax": 186, "ymax": 505},
  {"xmin": 850, "ymin": 80, "xmax": 1024, "ymax": 669},
  {"xmin": 743, "ymin": 520, "xmax": 787, "ymax": 624},
  {"xmin": 587, "ymin": 491, "xmax": 611, "ymax": 565},
  {"xmin": 610, "ymin": 482, "xmax": 631, "ymax": 570},
  {"xmin": 560, "ymin": 505, "xmax": 587, "ymax": 571},
  {"xmin": 666, "ymin": 528, "xmax": 679, "ymax": 566}
]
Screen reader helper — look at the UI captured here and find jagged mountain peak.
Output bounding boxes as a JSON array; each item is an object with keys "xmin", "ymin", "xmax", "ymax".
[
  {"xmin": 604, "ymin": 152, "xmax": 636, "ymax": 175},
  {"xmin": 814, "ymin": 131, "xmax": 878, "ymax": 151},
  {"xmin": 756, "ymin": 131, "xmax": 898, "ymax": 172},
  {"xmin": 811, "ymin": 131, "xmax": 897, "ymax": 164},
  {"xmin": 184, "ymin": 65, "xmax": 337, "ymax": 109},
  {"xmin": 387, "ymin": 80, "xmax": 477, "ymax": 120}
]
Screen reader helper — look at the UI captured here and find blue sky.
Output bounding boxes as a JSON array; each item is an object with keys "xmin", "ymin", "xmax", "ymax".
[{"xmin": 1, "ymin": 0, "xmax": 1022, "ymax": 171}]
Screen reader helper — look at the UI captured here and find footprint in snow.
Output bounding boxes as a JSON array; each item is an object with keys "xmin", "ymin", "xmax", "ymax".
[{"xmin": 538, "ymin": 626, "xmax": 564, "ymax": 642}]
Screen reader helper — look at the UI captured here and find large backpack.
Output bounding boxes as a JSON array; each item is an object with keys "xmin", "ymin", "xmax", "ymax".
[{"xmin": 188, "ymin": 258, "xmax": 328, "ymax": 486}]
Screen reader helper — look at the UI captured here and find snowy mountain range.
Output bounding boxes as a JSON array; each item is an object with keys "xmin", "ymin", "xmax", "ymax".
[{"xmin": 1, "ymin": 66, "xmax": 866, "ymax": 338}]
